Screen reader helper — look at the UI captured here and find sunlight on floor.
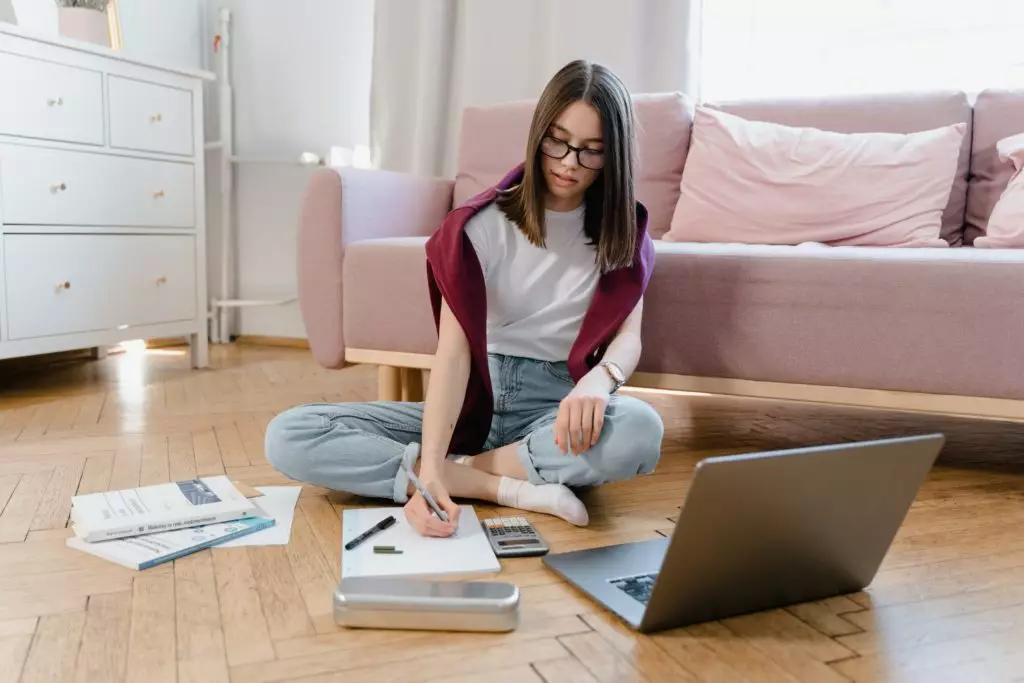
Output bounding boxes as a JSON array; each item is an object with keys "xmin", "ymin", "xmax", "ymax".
[{"xmin": 113, "ymin": 340, "xmax": 148, "ymax": 430}]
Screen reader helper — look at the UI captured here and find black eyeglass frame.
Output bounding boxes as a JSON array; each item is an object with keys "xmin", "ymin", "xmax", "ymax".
[{"xmin": 539, "ymin": 135, "xmax": 606, "ymax": 170}]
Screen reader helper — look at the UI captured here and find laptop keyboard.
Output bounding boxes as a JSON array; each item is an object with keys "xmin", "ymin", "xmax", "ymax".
[{"xmin": 609, "ymin": 572, "xmax": 659, "ymax": 605}]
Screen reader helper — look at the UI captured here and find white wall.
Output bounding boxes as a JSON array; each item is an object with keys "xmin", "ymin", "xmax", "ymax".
[
  {"xmin": 118, "ymin": 0, "xmax": 205, "ymax": 70},
  {"xmin": 204, "ymin": 0, "xmax": 374, "ymax": 338}
]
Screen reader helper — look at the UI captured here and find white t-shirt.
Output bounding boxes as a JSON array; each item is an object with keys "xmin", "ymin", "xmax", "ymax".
[{"xmin": 465, "ymin": 203, "xmax": 600, "ymax": 362}]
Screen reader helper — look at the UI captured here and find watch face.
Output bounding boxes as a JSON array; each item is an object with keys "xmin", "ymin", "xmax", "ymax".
[{"xmin": 604, "ymin": 362, "xmax": 624, "ymax": 383}]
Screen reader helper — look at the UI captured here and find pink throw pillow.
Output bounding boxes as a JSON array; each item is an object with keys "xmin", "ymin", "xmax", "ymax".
[
  {"xmin": 665, "ymin": 107, "xmax": 967, "ymax": 247},
  {"xmin": 975, "ymin": 133, "xmax": 1024, "ymax": 248}
]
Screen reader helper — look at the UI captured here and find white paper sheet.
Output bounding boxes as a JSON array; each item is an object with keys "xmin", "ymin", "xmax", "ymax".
[
  {"xmin": 341, "ymin": 505, "xmax": 500, "ymax": 579},
  {"xmin": 219, "ymin": 486, "xmax": 301, "ymax": 547}
]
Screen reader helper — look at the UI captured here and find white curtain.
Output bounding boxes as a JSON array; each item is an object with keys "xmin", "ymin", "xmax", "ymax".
[
  {"xmin": 701, "ymin": 0, "xmax": 1024, "ymax": 101},
  {"xmin": 370, "ymin": 0, "xmax": 702, "ymax": 178}
]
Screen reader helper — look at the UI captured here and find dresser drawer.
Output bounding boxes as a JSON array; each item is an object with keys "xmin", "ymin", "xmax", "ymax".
[
  {"xmin": 108, "ymin": 76, "xmax": 194, "ymax": 156},
  {"xmin": 0, "ymin": 145, "xmax": 194, "ymax": 227},
  {"xmin": 0, "ymin": 51, "xmax": 104, "ymax": 145},
  {"xmin": 3, "ymin": 234, "xmax": 196, "ymax": 340}
]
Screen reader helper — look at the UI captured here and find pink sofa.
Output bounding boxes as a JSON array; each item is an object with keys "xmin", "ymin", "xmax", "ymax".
[{"xmin": 296, "ymin": 89, "xmax": 1024, "ymax": 421}]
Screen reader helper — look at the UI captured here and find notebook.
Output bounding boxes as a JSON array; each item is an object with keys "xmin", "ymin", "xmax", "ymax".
[{"xmin": 341, "ymin": 505, "xmax": 500, "ymax": 579}]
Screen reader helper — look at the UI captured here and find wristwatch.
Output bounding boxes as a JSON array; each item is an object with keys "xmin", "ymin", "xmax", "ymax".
[{"xmin": 599, "ymin": 360, "xmax": 626, "ymax": 392}]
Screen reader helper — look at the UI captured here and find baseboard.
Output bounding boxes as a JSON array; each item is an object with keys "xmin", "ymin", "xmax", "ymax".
[{"xmin": 235, "ymin": 335, "xmax": 311, "ymax": 349}]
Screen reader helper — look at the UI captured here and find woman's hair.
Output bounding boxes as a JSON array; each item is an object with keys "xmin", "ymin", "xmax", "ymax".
[{"xmin": 496, "ymin": 59, "xmax": 638, "ymax": 272}]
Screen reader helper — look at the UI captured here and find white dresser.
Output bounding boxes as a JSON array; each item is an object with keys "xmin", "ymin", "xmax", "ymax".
[{"xmin": 0, "ymin": 24, "xmax": 210, "ymax": 368}]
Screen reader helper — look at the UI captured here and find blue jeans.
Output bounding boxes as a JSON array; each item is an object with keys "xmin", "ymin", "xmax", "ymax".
[{"xmin": 265, "ymin": 354, "xmax": 664, "ymax": 503}]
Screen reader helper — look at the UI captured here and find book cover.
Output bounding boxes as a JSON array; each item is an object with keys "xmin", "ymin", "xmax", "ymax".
[
  {"xmin": 66, "ymin": 516, "xmax": 275, "ymax": 570},
  {"xmin": 70, "ymin": 475, "xmax": 258, "ymax": 542}
]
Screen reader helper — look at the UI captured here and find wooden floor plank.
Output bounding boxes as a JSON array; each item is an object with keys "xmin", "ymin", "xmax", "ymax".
[
  {"xmin": 214, "ymin": 423, "xmax": 249, "ymax": 468},
  {"xmin": 30, "ymin": 460, "xmax": 85, "ymax": 531},
  {"xmin": 237, "ymin": 418, "xmax": 267, "ymax": 466},
  {"xmin": 286, "ymin": 638, "xmax": 569, "ymax": 683},
  {"xmin": 534, "ymin": 656, "xmax": 601, "ymax": 683},
  {"xmin": 0, "ymin": 406, "xmax": 35, "ymax": 443},
  {"xmin": 0, "ymin": 474, "xmax": 20, "ymax": 517},
  {"xmin": 139, "ymin": 436, "xmax": 170, "ymax": 487},
  {"xmin": 73, "ymin": 394, "xmax": 106, "ymax": 432},
  {"xmin": 73, "ymin": 591, "xmax": 131, "ymax": 683},
  {"xmin": 558, "ymin": 631, "xmax": 651, "ymax": 682},
  {"xmin": 297, "ymin": 496, "xmax": 342, "ymax": 583},
  {"xmin": 107, "ymin": 442, "xmax": 142, "ymax": 491},
  {"xmin": 18, "ymin": 400, "xmax": 61, "ymax": 441},
  {"xmin": 247, "ymin": 546, "xmax": 315, "ymax": 641},
  {"xmin": 785, "ymin": 597, "xmax": 865, "ymax": 637},
  {"xmin": 192, "ymin": 429, "xmax": 225, "ymax": 477},
  {"xmin": 650, "ymin": 626, "xmax": 752, "ymax": 683},
  {"xmin": 722, "ymin": 608, "xmax": 855, "ymax": 663},
  {"xmin": 174, "ymin": 551, "xmax": 230, "ymax": 683},
  {"xmin": 0, "ymin": 470, "xmax": 53, "ymax": 543},
  {"xmin": 284, "ymin": 505, "xmax": 337, "ymax": 632},
  {"xmin": 167, "ymin": 433, "xmax": 197, "ymax": 482},
  {"xmin": 210, "ymin": 547, "xmax": 275, "ymax": 668},
  {"xmin": 125, "ymin": 572, "xmax": 176, "ymax": 683},
  {"xmin": 46, "ymin": 396, "xmax": 84, "ymax": 434},
  {"xmin": 19, "ymin": 611, "xmax": 87, "ymax": 683},
  {"xmin": 76, "ymin": 454, "xmax": 115, "ymax": 495},
  {"xmin": 0, "ymin": 634, "xmax": 33, "ymax": 683},
  {"xmin": 437, "ymin": 665, "xmax": 545, "ymax": 683},
  {"xmin": 580, "ymin": 613, "xmax": 701, "ymax": 683}
]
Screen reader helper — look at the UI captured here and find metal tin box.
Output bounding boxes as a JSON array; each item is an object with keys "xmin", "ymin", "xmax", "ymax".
[{"xmin": 333, "ymin": 577, "xmax": 520, "ymax": 632}]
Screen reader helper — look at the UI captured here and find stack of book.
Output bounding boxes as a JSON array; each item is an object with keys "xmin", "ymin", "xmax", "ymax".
[{"xmin": 66, "ymin": 475, "xmax": 274, "ymax": 570}]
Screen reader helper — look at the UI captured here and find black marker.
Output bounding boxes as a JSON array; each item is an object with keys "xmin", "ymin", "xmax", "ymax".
[{"xmin": 344, "ymin": 515, "xmax": 397, "ymax": 551}]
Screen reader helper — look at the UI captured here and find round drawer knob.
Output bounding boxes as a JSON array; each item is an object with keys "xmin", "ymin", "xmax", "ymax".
[
  {"xmin": 150, "ymin": 113, "xmax": 163, "ymax": 122},
  {"xmin": 153, "ymin": 190, "xmax": 165, "ymax": 199},
  {"xmin": 156, "ymin": 276, "xmax": 168, "ymax": 286},
  {"xmin": 50, "ymin": 182, "xmax": 67, "ymax": 193},
  {"xmin": 56, "ymin": 281, "xmax": 70, "ymax": 291},
  {"xmin": 47, "ymin": 97, "xmax": 64, "ymax": 107}
]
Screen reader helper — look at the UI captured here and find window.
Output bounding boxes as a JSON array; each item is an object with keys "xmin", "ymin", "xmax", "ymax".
[{"xmin": 699, "ymin": 0, "xmax": 1024, "ymax": 101}]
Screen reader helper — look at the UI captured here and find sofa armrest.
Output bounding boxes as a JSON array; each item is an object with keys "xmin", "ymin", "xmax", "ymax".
[{"xmin": 297, "ymin": 167, "xmax": 454, "ymax": 368}]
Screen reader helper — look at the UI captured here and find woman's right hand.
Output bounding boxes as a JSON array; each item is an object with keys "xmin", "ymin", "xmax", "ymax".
[{"xmin": 403, "ymin": 472, "xmax": 460, "ymax": 537}]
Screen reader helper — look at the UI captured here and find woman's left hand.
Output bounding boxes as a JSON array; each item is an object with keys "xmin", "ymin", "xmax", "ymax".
[{"xmin": 555, "ymin": 371, "xmax": 614, "ymax": 455}]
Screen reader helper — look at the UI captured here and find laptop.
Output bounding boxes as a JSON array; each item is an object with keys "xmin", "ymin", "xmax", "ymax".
[{"xmin": 543, "ymin": 434, "xmax": 944, "ymax": 633}]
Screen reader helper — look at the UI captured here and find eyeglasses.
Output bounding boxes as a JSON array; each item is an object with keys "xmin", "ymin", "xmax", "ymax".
[{"xmin": 540, "ymin": 135, "xmax": 605, "ymax": 170}]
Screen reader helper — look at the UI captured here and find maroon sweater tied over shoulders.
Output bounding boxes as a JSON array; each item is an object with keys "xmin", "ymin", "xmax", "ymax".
[{"xmin": 424, "ymin": 163, "xmax": 655, "ymax": 455}]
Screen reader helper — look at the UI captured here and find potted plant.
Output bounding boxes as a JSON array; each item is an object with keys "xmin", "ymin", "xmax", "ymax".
[{"xmin": 55, "ymin": 0, "xmax": 110, "ymax": 46}]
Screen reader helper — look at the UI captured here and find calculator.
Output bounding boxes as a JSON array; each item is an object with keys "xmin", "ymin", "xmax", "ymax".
[{"xmin": 481, "ymin": 516, "xmax": 550, "ymax": 558}]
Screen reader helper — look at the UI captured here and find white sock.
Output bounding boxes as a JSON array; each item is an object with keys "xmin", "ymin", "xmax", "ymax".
[{"xmin": 497, "ymin": 477, "xmax": 588, "ymax": 527}]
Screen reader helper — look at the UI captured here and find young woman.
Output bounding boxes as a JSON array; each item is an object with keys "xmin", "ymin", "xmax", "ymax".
[{"xmin": 266, "ymin": 60, "xmax": 663, "ymax": 537}]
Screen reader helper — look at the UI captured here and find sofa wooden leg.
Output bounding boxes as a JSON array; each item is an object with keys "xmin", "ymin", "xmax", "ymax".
[
  {"xmin": 378, "ymin": 365, "xmax": 402, "ymax": 402},
  {"xmin": 401, "ymin": 368, "xmax": 424, "ymax": 402}
]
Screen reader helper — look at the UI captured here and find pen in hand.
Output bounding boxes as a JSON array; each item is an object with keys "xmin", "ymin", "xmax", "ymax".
[{"xmin": 406, "ymin": 467, "xmax": 450, "ymax": 523}]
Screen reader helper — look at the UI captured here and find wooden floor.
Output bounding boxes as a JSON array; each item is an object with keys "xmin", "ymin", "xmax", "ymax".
[{"xmin": 2, "ymin": 343, "xmax": 1024, "ymax": 683}]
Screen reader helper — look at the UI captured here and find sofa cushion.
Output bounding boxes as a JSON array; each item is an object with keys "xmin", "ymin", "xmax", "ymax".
[
  {"xmin": 709, "ymin": 91, "xmax": 973, "ymax": 246},
  {"xmin": 965, "ymin": 89, "xmax": 1024, "ymax": 244},
  {"xmin": 344, "ymin": 238, "xmax": 1024, "ymax": 401},
  {"xmin": 343, "ymin": 238, "xmax": 438, "ymax": 355},
  {"xmin": 975, "ymin": 132, "xmax": 1024, "ymax": 248},
  {"xmin": 665, "ymin": 106, "xmax": 965, "ymax": 247},
  {"xmin": 454, "ymin": 92, "xmax": 693, "ymax": 240},
  {"xmin": 641, "ymin": 242, "xmax": 1024, "ymax": 400}
]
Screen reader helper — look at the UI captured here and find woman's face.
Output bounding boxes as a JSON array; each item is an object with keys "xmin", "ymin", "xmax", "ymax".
[{"xmin": 540, "ymin": 100, "xmax": 605, "ymax": 210}]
